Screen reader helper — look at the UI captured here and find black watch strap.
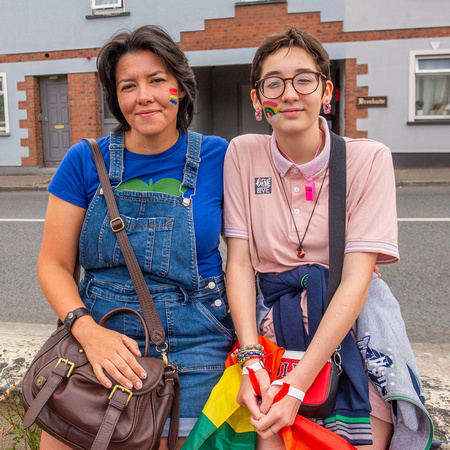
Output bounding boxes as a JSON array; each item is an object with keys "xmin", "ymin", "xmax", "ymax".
[{"xmin": 64, "ymin": 307, "xmax": 91, "ymax": 333}]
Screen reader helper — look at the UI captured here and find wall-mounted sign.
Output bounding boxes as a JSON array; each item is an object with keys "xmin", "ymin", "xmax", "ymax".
[{"xmin": 356, "ymin": 96, "xmax": 388, "ymax": 108}]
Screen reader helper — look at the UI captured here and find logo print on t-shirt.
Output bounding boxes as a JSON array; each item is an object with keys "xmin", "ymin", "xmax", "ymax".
[
  {"xmin": 255, "ymin": 177, "xmax": 272, "ymax": 194},
  {"xmin": 115, "ymin": 177, "xmax": 187, "ymax": 196}
]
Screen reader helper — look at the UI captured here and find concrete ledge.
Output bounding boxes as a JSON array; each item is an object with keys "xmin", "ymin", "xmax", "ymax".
[{"xmin": 0, "ymin": 322, "xmax": 449, "ymax": 444}]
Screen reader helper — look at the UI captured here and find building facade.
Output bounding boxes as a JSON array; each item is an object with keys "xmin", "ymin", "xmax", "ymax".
[{"xmin": 1, "ymin": 0, "xmax": 449, "ymax": 169}]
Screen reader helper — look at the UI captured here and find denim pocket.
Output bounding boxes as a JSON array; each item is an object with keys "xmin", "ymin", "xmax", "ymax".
[
  {"xmin": 191, "ymin": 296, "xmax": 235, "ymax": 340},
  {"xmin": 98, "ymin": 214, "xmax": 174, "ymax": 277}
]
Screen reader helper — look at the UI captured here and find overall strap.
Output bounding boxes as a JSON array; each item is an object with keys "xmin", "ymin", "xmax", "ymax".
[
  {"xmin": 181, "ymin": 131, "xmax": 202, "ymax": 191},
  {"xmin": 109, "ymin": 132, "xmax": 124, "ymax": 183},
  {"xmin": 84, "ymin": 138, "xmax": 167, "ymax": 348},
  {"xmin": 327, "ymin": 132, "xmax": 347, "ymax": 306}
]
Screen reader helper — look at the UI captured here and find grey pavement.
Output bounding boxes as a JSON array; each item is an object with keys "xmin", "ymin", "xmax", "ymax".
[
  {"xmin": 0, "ymin": 166, "xmax": 449, "ymax": 191},
  {"xmin": 0, "ymin": 166, "xmax": 449, "ymax": 447}
]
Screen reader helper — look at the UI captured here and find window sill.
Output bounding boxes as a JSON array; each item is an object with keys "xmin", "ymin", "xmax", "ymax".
[
  {"xmin": 236, "ymin": 0, "xmax": 286, "ymax": 5},
  {"xmin": 407, "ymin": 119, "xmax": 450, "ymax": 125},
  {"xmin": 86, "ymin": 11, "xmax": 130, "ymax": 19},
  {"xmin": 0, "ymin": 132, "xmax": 10, "ymax": 136}
]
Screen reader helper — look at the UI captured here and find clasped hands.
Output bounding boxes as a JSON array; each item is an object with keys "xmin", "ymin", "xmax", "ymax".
[{"xmin": 237, "ymin": 365, "xmax": 302, "ymax": 440}]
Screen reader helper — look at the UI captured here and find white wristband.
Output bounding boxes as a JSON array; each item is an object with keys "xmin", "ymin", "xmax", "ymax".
[
  {"xmin": 271, "ymin": 379, "xmax": 305, "ymax": 402},
  {"xmin": 242, "ymin": 360, "xmax": 265, "ymax": 375}
]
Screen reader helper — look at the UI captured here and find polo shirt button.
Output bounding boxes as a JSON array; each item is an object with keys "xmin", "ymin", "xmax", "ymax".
[
  {"xmin": 294, "ymin": 187, "xmax": 300, "ymax": 193},
  {"xmin": 294, "ymin": 209, "xmax": 300, "ymax": 215},
  {"xmin": 208, "ymin": 281, "xmax": 216, "ymax": 289},
  {"xmin": 293, "ymin": 168, "xmax": 299, "ymax": 174}
]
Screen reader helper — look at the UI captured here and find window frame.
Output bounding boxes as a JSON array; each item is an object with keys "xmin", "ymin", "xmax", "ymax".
[
  {"xmin": 0, "ymin": 73, "xmax": 10, "ymax": 136},
  {"xmin": 91, "ymin": 0, "xmax": 123, "ymax": 10},
  {"xmin": 409, "ymin": 49, "xmax": 450, "ymax": 122}
]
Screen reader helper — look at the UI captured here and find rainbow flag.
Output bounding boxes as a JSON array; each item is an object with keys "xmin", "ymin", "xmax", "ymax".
[
  {"xmin": 181, "ymin": 363, "xmax": 257, "ymax": 449},
  {"xmin": 183, "ymin": 336, "xmax": 356, "ymax": 450}
]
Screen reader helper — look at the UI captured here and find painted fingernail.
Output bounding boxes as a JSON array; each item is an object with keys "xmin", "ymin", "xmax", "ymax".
[
  {"xmin": 135, "ymin": 381, "xmax": 143, "ymax": 390},
  {"xmin": 125, "ymin": 382, "xmax": 133, "ymax": 389}
]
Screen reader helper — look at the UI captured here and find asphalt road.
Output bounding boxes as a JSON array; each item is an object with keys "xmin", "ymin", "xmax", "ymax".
[{"xmin": 1, "ymin": 186, "xmax": 449, "ymax": 344}]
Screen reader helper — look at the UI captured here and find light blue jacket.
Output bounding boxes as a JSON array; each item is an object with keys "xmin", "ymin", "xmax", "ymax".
[{"xmin": 354, "ymin": 275, "xmax": 434, "ymax": 450}]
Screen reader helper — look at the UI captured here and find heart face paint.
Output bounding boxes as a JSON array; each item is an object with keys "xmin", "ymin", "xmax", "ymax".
[
  {"xmin": 169, "ymin": 88, "xmax": 178, "ymax": 107},
  {"xmin": 263, "ymin": 101, "xmax": 280, "ymax": 122}
]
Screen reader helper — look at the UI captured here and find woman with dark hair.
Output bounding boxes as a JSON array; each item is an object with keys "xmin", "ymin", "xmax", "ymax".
[{"xmin": 37, "ymin": 25, "xmax": 234, "ymax": 449}]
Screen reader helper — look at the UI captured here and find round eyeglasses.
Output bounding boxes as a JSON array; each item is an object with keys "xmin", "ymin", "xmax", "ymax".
[{"xmin": 255, "ymin": 71, "xmax": 327, "ymax": 99}]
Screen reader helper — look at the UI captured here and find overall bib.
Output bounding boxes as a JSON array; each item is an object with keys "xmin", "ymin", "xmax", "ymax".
[{"xmin": 78, "ymin": 131, "xmax": 234, "ymax": 435}]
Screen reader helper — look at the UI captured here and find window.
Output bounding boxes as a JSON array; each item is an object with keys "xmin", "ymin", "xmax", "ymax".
[
  {"xmin": 88, "ymin": 0, "xmax": 127, "ymax": 16},
  {"xmin": 0, "ymin": 73, "xmax": 9, "ymax": 135},
  {"xmin": 238, "ymin": 0, "xmax": 286, "ymax": 3},
  {"xmin": 410, "ymin": 51, "xmax": 450, "ymax": 121},
  {"xmin": 91, "ymin": 0, "xmax": 123, "ymax": 10}
]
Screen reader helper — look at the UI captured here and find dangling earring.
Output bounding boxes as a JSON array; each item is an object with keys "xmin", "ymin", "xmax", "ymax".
[
  {"xmin": 323, "ymin": 103, "xmax": 332, "ymax": 114},
  {"xmin": 255, "ymin": 110, "xmax": 262, "ymax": 122}
]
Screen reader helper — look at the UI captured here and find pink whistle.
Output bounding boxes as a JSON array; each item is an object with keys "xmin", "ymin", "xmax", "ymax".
[{"xmin": 305, "ymin": 180, "xmax": 315, "ymax": 201}]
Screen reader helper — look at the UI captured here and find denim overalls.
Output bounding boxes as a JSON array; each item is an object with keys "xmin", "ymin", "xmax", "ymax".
[{"xmin": 78, "ymin": 131, "xmax": 234, "ymax": 435}]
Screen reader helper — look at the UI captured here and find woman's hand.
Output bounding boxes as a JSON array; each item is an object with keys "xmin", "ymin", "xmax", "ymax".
[
  {"xmin": 251, "ymin": 384, "xmax": 301, "ymax": 439},
  {"xmin": 73, "ymin": 317, "xmax": 147, "ymax": 390},
  {"xmin": 237, "ymin": 364, "xmax": 271, "ymax": 420}
]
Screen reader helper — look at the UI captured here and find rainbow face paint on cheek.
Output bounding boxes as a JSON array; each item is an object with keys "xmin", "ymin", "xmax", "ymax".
[
  {"xmin": 263, "ymin": 101, "xmax": 280, "ymax": 122},
  {"xmin": 169, "ymin": 88, "xmax": 178, "ymax": 107}
]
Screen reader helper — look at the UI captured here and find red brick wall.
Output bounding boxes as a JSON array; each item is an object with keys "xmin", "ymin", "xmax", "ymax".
[
  {"xmin": 178, "ymin": 3, "xmax": 449, "ymax": 137},
  {"xmin": 178, "ymin": 4, "xmax": 450, "ymax": 50},
  {"xmin": 68, "ymin": 72, "xmax": 102, "ymax": 145},
  {"xmin": 0, "ymin": 49, "xmax": 99, "ymax": 64},
  {"xmin": 5, "ymin": 2, "xmax": 450, "ymax": 165},
  {"xmin": 17, "ymin": 73, "xmax": 102, "ymax": 166},
  {"xmin": 17, "ymin": 76, "xmax": 44, "ymax": 166},
  {"xmin": 344, "ymin": 60, "xmax": 369, "ymax": 138}
]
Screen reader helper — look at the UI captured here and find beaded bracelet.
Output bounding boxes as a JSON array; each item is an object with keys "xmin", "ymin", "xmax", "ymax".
[
  {"xmin": 238, "ymin": 353, "xmax": 264, "ymax": 367},
  {"xmin": 271, "ymin": 379, "xmax": 305, "ymax": 402},
  {"xmin": 231, "ymin": 343, "xmax": 264, "ymax": 360}
]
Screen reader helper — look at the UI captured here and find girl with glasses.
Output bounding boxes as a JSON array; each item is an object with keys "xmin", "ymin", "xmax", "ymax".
[{"xmin": 222, "ymin": 28, "xmax": 427, "ymax": 449}]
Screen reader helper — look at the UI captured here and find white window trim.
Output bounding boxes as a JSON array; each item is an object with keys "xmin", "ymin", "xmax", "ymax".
[
  {"xmin": 91, "ymin": 0, "xmax": 123, "ymax": 11},
  {"xmin": 0, "ymin": 73, "xmax": 10, "ymax": 135},
  {"xmin": 409, "ymin": 49, "xmax": 450, "ymax": 122}
]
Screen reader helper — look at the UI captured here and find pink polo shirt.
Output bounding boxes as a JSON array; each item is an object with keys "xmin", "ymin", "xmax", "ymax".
[{"xmin": 223, "ymin": 118, "xmax": 399, "ymax": 273}]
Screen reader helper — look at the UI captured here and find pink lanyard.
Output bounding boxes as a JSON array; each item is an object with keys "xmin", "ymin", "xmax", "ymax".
[{"xmin": 277, "ymin": 130, "xmax": 322, "ymax": 201}]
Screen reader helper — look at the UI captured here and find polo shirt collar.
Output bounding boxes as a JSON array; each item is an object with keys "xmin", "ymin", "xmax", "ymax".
[{"xmin": 271, "ymin": 116, "xmax": 331, "ymax": 178}]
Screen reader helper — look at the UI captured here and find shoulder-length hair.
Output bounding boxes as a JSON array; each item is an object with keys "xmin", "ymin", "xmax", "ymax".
[{"xmin": 97, "ymin": 25, "xmax": 197, "ymax": 134}]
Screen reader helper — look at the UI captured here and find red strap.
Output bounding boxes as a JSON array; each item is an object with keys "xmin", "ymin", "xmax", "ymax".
[
  {"xmin": 248, "ymin": 369, "xmax": 291, "ymax": 404},
  {"xmin": 273, "ymin": 382, "xmax": 290, "ymax": 403},
  {"xmin": 247, "ymin": 368, "xmax": 261, "ymax": 397}
]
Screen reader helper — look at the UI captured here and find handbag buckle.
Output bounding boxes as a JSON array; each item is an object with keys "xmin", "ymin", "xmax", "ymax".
[
  {"xmin": 109, "ymin": 385, "xmax": 133, "ymax": 407},
  {"xmin": 156, "ymin": 343, "xmax": 170, "ymax": 367},
  {"xmin": 55, "ymin": 358, "xmax": 75, "ymax": 378},
  {"xmin": 110, "ymin": 217, "xmax": 125, "ymax": 232}
]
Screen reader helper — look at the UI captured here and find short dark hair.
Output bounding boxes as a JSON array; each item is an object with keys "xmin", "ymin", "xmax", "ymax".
[
  {"xmin": 250, "ymin": 27, "xmax": 330, "ymax": 97},
  {"xmin": 97, "ymin": 25, "xmax": 197, "ymax": 134}
]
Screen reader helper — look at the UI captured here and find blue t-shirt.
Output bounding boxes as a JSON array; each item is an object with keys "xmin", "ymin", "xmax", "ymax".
[{"xmin": 48, "ymin": 132, "xmax": 228, "ymax": 278}]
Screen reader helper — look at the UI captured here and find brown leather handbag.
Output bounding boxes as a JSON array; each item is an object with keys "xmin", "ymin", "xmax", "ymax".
[{"xmin": 22, "ymin": 139, "xmax": 180, "ymax": 450}]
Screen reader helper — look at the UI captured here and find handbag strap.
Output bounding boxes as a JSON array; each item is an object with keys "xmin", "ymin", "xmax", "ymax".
[
  {"xmin": 326, "ymin": 132, "xmax": 347, "ymax": 306},
  {"xmin": 84, "ymin": 138, "xmax": 166, "ymax": 348}
]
